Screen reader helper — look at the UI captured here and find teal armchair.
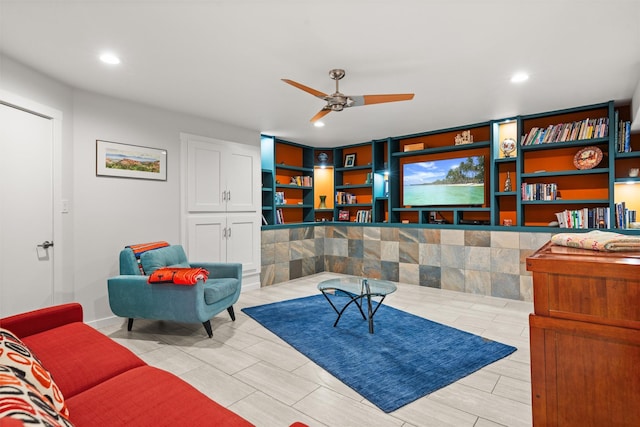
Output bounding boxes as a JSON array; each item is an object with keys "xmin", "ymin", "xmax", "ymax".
[{"xmin": 107, "ymin": 245, "xmax": 242, "ymax": 338}]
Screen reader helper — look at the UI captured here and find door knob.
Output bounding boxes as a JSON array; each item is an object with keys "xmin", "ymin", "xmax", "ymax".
[{"xmin": 38, "ymin": 240, "xmax": 54, "ymax": 249}]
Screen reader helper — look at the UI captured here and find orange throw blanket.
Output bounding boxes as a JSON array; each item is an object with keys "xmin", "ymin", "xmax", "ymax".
[{"xmin": 148, "ymin": 267, "xmax": 209, "ymax": 286}]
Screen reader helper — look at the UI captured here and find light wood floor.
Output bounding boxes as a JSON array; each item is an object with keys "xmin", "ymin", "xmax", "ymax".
[{"xmin": 100, "ymin": 272, "xmax": 533, "ymax": 427}]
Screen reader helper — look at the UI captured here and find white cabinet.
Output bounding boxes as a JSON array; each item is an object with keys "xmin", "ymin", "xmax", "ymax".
[
  {"xmin": 186, "ymin": 213, "xmax": 260, "ymax": 275},
  {"xmin": 181, "ymin": 133, "xmax": 261, "ymax": 289},
  {"xmin": 185, "ymin": 135, "xmax": 260, "ymax": 212}
]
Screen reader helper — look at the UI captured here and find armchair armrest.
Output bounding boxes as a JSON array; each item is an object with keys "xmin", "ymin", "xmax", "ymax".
[
  {"xmin": 189, "ymin": 262, "xmax": 242, "ymax": 281},
  {"xmin": 0, "ymin": 303, "xmax": 83, "ymax": 339}
]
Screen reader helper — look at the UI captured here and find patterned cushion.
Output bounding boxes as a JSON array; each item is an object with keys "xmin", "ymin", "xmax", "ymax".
[
  {"xmin": 0, "ymin": 328, "xmax": 68, "ymax": 417},
  {"xmin": 0, "ymin": 365, "xmax": 73, "ymax": 426}
]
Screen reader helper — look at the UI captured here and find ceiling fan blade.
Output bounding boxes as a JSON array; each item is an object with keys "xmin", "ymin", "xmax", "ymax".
[
  {"xmin": 282, "ymin": 79, "xmax": 328, "ymax": 98},
  {"xmin": 310, "ymin": 109, "xmax": 331, "ymax": 123},
  {"xmin": 349, "ymin": 93, "xmax": 415, "ymax": 107}
]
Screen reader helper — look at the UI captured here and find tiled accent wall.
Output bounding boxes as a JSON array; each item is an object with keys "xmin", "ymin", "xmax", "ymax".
[{"xmin": 260, "ymin": 225, "xmax": 552, "ymax": 302}]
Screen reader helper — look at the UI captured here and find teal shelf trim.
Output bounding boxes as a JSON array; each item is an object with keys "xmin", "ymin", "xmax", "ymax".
[
  {"xmin": 495, "ymin": 157, "xmax": 518, "ymax": 163},
  {"xmin": 520, "ymin": 137, "xmax": 608, "ymax": 151},
  {"xmin": 392, "ymin": 141, "xmax": 490, "ymax": 158},
  {"xmin": 521, "ymin": 199, "xmax": 609, "ymax": 205},
  {"xmin": 335, "ymin": 164, "xmax": 372, "ymax": 172},
  {"xmin": 275, "ymin": 184, "xmax": 313, "ymax": 189},
  {"xmin": 392, "ymin": 206, "xmax": 490, "ymax": 212},
  {"xmin": 614, "ymin": 176, "xmax": 640, "ymax": 183},
  {"xmin": 615, "ymin": 151, "xmax": 640, "ymax": 159},
  {"xmin": 521, "ymin": 168, "xmax": 608, "ymax": 178},
  {"xmin": 336, "ymin": 203, "xmax": 373, "ymax": 208},
  {"xmin": 275, "ymin": 164, "xmax": 314, "ymax": 173},
  {"xmin": 276, "ymin": 204, "xmax": 314, "ymax": 208},
  {"xmin": 336, "ymin": 184, "xmax": 373, "ymax": 190}
]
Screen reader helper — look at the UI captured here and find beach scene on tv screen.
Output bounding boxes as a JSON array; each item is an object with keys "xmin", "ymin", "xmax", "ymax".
[{"xmin": 403, "ymin": 156, "xmax": 485, "ymax": 206}]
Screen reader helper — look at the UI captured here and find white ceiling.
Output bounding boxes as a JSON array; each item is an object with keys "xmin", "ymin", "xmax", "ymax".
[{"xmin": 1, "ymin": 0, "xmax": 639, "ymax": 148}]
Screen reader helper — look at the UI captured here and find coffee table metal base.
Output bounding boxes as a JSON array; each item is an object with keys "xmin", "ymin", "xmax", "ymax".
[{"xmin": 318, "ymin": 278, "xmax": 396, "ymax": 334}]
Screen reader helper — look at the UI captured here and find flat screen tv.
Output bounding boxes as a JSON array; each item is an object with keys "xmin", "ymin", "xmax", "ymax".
[{"xmin": 402, "ymin": 155, "xmax": 485, "ymax": 206}]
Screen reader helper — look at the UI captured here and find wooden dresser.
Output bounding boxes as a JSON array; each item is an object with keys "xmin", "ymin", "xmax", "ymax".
[{"xmin": 526, "ymin": 242, "xmax": 640, "ymax": 427}]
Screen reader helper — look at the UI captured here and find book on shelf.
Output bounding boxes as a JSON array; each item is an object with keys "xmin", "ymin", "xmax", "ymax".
[
  {"xmin": 521, "ymin": 182, "xmax": 558, "ymax": 201},
  {"xmin": 355, "ymin": 209, "xmax": 372, "ymax": 223},
  {"xmin": 617, "ymin": 120, "xmax": 632, "ymax": 152},
  {"xmin": 289, "ymin": 175, "xmax": 313, "ymax": 186},
  {"xmin": 554, "ymin": 207, "xmax": 610, "ymax": 229},
  {"xmin": 521, "ymin": 117, "xmax": 608, "ymax": 146},
  {"xmin": 262, "ymin": 214, "xmax": 268, "ymax": 225},
  {"xmin": 615, "ymin": 202, "xmax": 637, "ymax": 229},
  {"xmin": 335, "ymin": 191, "xmax": 357, "ymax": 204},
  {"xmin": 275, "ymin": 209, "xmax": 284, "ymax": 224}
]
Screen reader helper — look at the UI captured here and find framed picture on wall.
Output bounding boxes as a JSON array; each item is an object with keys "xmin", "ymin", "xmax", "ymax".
[
  {"xmin": 96, "ymin": 140, "xmax": 167, "ymax": 181},
  {"xmin": 344, "ymin": 153, "xmax": 356, "ymax": 168}
]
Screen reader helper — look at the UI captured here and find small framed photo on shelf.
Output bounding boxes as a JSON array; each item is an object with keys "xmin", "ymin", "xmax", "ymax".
[
  {"xmin": 344, "ymin": 153, "xmax": 356, "ymax": 168},
  {"xmin": 338, "ymin": 210, "xmax": 350, "ymax": 221}
]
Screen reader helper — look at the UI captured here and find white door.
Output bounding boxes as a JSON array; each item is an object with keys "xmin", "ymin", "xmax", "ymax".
[
  {"xmin": 186, "ymin": 140, "xmax": 225, "ymax": 212},
  {"xmin": 186, "ymin": 214, "xmax": 226, "ymax": 263},
  {"xmin": 227, "ymin": 213, "xmax": 260, "ymax": 274},
  {"xmin": 0, "ymin": 103, "xmax": 54, "ymax": 317},
  {"xmin": 226, "ymin": 146, "xmax": 260, "ymax": 212}
]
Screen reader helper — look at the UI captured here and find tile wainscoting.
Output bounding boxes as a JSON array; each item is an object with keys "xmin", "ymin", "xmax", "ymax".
[{"xmin": 261, "ymin": 225, "xmax": 552, "ymax": 302}]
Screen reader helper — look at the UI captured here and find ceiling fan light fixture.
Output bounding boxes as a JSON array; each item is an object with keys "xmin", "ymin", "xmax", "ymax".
[{"xmin": 314, "ymin": 121, "xmax": 325, "ymax": 127}]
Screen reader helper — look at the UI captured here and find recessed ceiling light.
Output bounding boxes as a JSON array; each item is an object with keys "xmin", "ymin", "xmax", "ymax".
[
  {"xmin": 314, "ymin": 121, "xmax": 325, "ymax": 128},
  {"xmin": 510, "ymin": 72, "xmax": 529, "ymax": 83},
  {"xmin": 99, "ymin": 53, "xmax": 121, "ymax": 65}
]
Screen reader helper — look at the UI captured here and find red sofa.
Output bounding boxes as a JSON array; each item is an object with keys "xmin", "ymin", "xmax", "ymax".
[{"xmin": 0, "ymin": 303, "xmax": 254, "ymax": 426}]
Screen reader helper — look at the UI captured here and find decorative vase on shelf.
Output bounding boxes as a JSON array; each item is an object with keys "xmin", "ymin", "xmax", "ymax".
[
  {"xmin": 318, "ymin": 195, "xmax": 327, "ymax": 209},
  {"xmin": 504, "ymin": 171, "xmax": 512, "ymax": 192}
]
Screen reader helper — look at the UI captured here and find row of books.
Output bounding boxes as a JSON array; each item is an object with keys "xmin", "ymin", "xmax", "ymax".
[
  {"xmin": 521, "ymin": 183, "xmax": 558, "ymax": 201},
  {"xmin": 354, "ymin": 210, "xmax": 372, "ymax": 223},
  {"xmin": 335, "ymin": 191, "xmax": 357, "ymax": 204},
  {"xmin": 287, "ymin": 175, "xmax": 313, "ymax": 186},
  {"xmin": 616, "ymin": 119, "xmax": 632, "ymax": 153},
  {"xmin": 275, "ymin": 208, "xmax": 285, "ymax": 224},
  {"xmin": 554, "ymin": 207, "xmax": 610, "ymax": 229},
  {"xmin": 615, "ymin": 202, "xmax": 637, "ymax": 229},
  {"xmin": 521, "ymin": 117, "xmax": 609, "ymax": 145}
]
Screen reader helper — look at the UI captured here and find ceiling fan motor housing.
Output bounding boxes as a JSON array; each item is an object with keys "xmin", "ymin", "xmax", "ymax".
[{"xmin": 329, "ymin": 69, "xmax": 345, "ymax": 80}]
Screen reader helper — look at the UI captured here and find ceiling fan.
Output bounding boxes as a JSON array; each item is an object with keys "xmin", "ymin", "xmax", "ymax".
[{"xmin": 282, "ymin": 69, "xmax": 414, "ymax": 123}]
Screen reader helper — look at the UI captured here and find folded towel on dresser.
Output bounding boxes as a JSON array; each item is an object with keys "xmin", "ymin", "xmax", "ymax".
[{"xmin": 551, "ymin": 230, "xmax": 640, "ymax": 252}]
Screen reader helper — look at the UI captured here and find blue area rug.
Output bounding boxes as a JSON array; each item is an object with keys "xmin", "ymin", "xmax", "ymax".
[{"xmin": 242, "ymin": 294, "xmax": 517, "ymax": 413}]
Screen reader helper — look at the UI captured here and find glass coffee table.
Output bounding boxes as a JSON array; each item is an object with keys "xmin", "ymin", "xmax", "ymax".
[{"xmin": 317, "ymin": 277, "xmax": 397, "ymax": 334}]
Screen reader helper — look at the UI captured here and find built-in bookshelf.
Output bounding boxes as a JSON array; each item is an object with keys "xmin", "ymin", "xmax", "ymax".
[{"xmin": 261, "ymin": 100, "xmax": 639, "ymax": 233}]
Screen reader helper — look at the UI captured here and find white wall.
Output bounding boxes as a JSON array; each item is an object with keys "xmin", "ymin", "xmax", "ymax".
[{"xmin": 1, "ymin": 54, "xmax": 260, "ymax": 323}]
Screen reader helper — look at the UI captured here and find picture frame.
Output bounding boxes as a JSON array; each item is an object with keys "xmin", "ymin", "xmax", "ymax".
[
  {"xmin": 344, "ymin": 153, "xmax": 356, "ymax": 168},
  {"xmin": 96, "ymin": 140, "xmax": 167, "ymax": 181},
  {"xmin": 338, "ymin": 210, "xmax": 350, "ymax": 221}
]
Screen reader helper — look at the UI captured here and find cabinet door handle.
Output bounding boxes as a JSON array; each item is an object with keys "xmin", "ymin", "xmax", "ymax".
[
  {"xmin": 227, "ymin": 190, "xmax": 231, "ymax": 201},
  {"xmin": 227, "ymin": 227, "xmax": 231, "ymax": 238}
]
